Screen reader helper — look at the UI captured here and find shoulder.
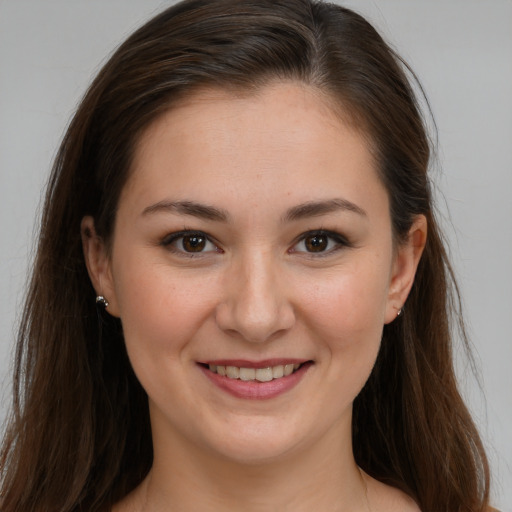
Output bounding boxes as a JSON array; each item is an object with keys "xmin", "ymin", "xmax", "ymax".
[
  {"xmin": 111, "ymin": 484, "xmax": 146, "ymax": 512},
  {"xmin": 365, "ymin": 474, "xmax": 499, "ymax": 512},
  {"xmin": 365, "ymin": 474, "xmax": 420, "ymax": 512}
]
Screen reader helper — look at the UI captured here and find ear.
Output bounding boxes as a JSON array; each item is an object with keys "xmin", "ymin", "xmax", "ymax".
[
  {"xmin": 81, "ymin": 216, "xmax": 120, "ymax": 317},
  {"xmin": 384, "ymin": 215, "xmax": 427, "ymax": 324}
]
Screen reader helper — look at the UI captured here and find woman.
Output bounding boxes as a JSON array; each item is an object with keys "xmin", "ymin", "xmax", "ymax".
[{"xmin": 0, "ymin": 0, "xmax": 493, "ymax": 510}]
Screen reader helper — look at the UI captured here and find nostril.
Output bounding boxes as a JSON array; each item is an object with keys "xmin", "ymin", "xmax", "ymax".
[{"xmin": 215, "ymin": 295, "xmax": 295, "ymax": 344}]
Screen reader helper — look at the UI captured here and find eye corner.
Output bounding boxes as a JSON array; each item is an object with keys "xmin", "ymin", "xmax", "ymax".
[
  {"xmin": 160, "ymin": 229, "xmax": 222, "ymax": 256},
  {"xmin": 289, "ymin": 229, "xmax": 352, "ymax": 256}
]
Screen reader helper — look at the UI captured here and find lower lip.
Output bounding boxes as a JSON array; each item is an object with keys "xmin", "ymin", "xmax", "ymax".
[{"xmin": 199, "ymin": 362, "xmax": 312, "ymax": 400}]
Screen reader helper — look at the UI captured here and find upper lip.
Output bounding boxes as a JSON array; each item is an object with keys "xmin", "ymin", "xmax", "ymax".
[{"xmin": 199, "ymin": 358, "xmax": 310, "ymax": 368}]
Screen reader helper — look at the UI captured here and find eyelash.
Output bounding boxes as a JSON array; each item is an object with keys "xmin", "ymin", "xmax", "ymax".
[
  {"xmin": 160, "ymin": 229, "xmax": 351, "ymax": 257},
  {"xmin": 161, "ymin": 230, "xmax": 222, "ymax": 256},
  {"xmin": 289, "ymin": 230, "xmax": 352, "ymax": 256}
]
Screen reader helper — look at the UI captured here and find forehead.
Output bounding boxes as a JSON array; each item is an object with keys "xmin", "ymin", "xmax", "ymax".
[
  {"xmin": 132, "ymin": 81, "xmax": 371, "ymax": 165},
  {"xmin": 122, "ymin": 81, "xmax": 386, "ymax": 216}
]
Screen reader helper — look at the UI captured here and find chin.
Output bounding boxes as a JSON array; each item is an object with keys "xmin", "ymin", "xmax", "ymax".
[
  {"xmin": 203, "ymin": 407, "xmax": 345, "ymax": 467},
  {"xmin": 193, "ymin": 413, "xmax": 313, "ymax": 466},
  {"xmin": 209, "ymin": 432, "xmax": 303, "ymax": 466}
]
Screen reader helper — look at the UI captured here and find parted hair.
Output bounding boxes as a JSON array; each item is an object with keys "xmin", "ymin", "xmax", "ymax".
[{"xmin": 1, "ymin": 1, "xmax": 490, "ymax": 511}]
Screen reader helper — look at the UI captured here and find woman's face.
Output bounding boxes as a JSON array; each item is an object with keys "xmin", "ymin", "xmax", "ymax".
[{"xmin": 85, "ymin": 82, "xmax": 424, "ymax": 465}]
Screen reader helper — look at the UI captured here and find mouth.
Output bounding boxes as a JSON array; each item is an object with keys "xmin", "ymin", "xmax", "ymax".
[
  {"xmin": 198, "ymin": 360, "xmax": 313, "ymax": 399},
  {"xmin": 206, "ymin": 362, "xmax": 305, "ymax": 382}
]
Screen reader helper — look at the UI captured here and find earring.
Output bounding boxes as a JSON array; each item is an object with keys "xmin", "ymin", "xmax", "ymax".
[
  {"xmin": 396, "ymin": 307, "xmax": 402, "ymax": 317},
  {"xmin": 96, "ymin": 295, "xmax": 109, "ymax": 308}
]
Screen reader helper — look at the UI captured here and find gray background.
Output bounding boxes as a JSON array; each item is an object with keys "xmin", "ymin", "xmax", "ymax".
[{"xmin": 1, "ymin": 0, "xmax": 511, "ymax": 508}]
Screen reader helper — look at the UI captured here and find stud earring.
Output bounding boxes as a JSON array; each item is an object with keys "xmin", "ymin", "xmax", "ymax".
[
  {"xmin": 96, "ymin": 295, "xmax": 109, "ymax": 308},
  {"xmin": 396, "ymin": 307, "xmax": 402, "ymax": 317}
]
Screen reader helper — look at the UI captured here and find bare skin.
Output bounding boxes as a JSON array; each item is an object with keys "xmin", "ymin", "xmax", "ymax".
[
  {"xmin": 113, "ymin": 469, "xmax": 420, "ymax": 512},
  {"xmin": 112, "ymin": 465, "xmax": 420, "ymax": 512},
  {"xmin": 84, "ymin": 82, "xmax": 425, "ymax": 512}
]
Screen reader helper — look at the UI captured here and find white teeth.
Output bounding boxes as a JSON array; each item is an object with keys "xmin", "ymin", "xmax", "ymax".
[
  {"xmin": 226, "ymin": 366, "xmax": 240, "ymax": 379},
  {"xmin": 239, "ymin": 368, "xmax": 256, "ymax": 381},
  {"xmin": 272, "ymin": 365, "xmax": 284, "ymax": 378},
  {"xmin": 284, "ymin": 364, "xmax": 294, "ymax": 376},
  {"xmin": 208, "ymin": 363, "xmax": 304, "ymax": 381},
  {"xmin": 255, "ymin": 367, "xmax": 273, "ymax": 382}
]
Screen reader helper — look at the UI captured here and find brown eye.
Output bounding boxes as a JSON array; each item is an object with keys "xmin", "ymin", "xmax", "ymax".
[
  {"xmin": 290, "ymin": 230, "xmax": 349, "ymax": 255},
  {"xmin": 304, "ymin": 234, "xmax": 328, "ymax": 252},
  {"xmin": 181, "ymin": 234, "xmax": 207, "ymax": 252},
  {"xmin": 163, "ymin": 231, "xmax": 219, "ymax": 255}
]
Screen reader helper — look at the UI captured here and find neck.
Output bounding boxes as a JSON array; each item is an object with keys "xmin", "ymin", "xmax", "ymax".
[{"xmin": 136, "ymin": 416, "xmax": 369, "ymax": 511}]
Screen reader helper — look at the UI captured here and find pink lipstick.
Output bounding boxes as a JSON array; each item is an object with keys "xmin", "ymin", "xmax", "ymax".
[{"xmin": 198, "ymin": 359, "xmax": 313, "ymax": 399}]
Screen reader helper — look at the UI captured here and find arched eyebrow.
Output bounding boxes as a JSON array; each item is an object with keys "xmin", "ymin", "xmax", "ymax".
[
  {"xmin": 141, "ymin": 200, "xmax": 229, "ymax": 222},
  {"xmin": 283, "ymin": 198, "xmax": 367, "ymax": 222},
  {"xmin": 141, "ymin": 197, "xmax": 366, "ymax": 223}
]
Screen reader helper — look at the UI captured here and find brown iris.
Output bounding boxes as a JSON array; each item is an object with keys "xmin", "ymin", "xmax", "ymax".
[
  {"xmin": 182, "ymin": 234, "xmax": 207, "ymax": 252},
  {"xmin": 304, "ymin": 234, "xmax": 328, "ymax": 252}
]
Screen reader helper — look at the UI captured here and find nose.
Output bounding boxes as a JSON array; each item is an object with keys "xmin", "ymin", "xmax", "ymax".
[{"xmin": 215, "ymin": 250, "xmax": 295, "ymax": 343}]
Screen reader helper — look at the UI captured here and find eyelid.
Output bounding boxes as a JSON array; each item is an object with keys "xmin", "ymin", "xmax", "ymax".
[
  {"xmin": 289, "ymin": 229, "xmax": 352, "ymax": 255},
  {"xmin": 159, "ymin": 228, "xmax": 350, "ymax": 257},
  {"xmin": 161, "ymin": 230, "xmax": 222, "ymax": 255}
]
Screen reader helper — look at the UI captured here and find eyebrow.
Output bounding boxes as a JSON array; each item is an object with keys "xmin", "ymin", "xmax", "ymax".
[
  {"xmin": 141, "ymin": 200, "xmax": 229, "ymax": 222},
  {"xmin": 283, "ymin": 198, "xmax": 367, "ymax": 222},
  {"xmin": 141, "ymin": 197, "xmax": 366, "ymax": 223}
]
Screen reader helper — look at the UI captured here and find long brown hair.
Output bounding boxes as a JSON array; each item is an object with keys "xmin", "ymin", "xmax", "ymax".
[{"xmin": 1, "ymin": 1, "xmax": 490, "ymax": 510}]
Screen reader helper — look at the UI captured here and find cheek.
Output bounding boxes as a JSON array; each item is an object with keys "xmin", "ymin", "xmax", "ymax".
[
  {"xmin": 111, "ymin": 256, "xmax": 219, "ymax": 362},
  {"xmin": 298, "ymin": 258, "xmax": 391, "ymax": 340},
  {"xmin": 294, "ymin": 256, "xmax": 391, "ymax": 388},
  {"xmin": 311, "ymin": 296, "xmax": 382, "ymax": 399}
]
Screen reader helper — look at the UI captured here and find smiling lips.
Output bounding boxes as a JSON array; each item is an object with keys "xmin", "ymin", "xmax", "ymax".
[
  {"xmin": 208, "ymin": 363, "xmax": 301, "ymax": 382},
  {"xmin": 200, "ymin": 360, "xmax": 312, "ymax": 399}
]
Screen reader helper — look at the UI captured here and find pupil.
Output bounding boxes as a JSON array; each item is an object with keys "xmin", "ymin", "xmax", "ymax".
[
  {"xmin": 306, "ymin": 235, "xmax": 327, "ymax": 252},
  {"xmin": 183, "ymin": 235, "xmax": 206, "ymax": 252}
]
